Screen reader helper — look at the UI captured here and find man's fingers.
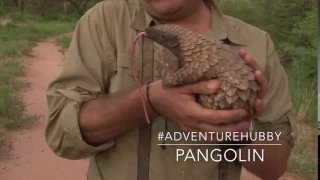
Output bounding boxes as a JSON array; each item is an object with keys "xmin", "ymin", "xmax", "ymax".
[
  {"xmin": 178, "ymin": 80, "xmax": 220, "ymax": 95},
  {"xmin": 255, "ymin": 70, "xmax": 268, "ymax": 97},
  {"xmin": 245, "ymin": 54, "xmax": 261, "ymax": 71},
  {"xmin": 239, "ymin": 49, "xmax": 247, "ymax": 59},
  {"xmin": 240, "ymin": 49, "xmax": 262, "ymax": 71},
  {"xmin": 254, "ymin": 99, "xmax": 263, "ymax": 117},
  {"xmin": 240, "ymin": 49, "xmax": 268, "ymax": 98}
]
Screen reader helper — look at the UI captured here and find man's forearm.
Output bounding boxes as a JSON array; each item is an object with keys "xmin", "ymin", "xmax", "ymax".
[
  {"xmin": 79, "ymin": 85, "xmax": 158, "ymax": 146},
  {"xmin": 238, "ymin": 138, "xmax": 292, "ymax": 180}
]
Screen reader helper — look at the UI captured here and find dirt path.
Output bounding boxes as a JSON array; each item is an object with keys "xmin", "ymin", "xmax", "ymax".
[
  {"xmin": 0, "ymin": 37, "xmax": 89, "ymax": 180},
  {"xmin": 0, "ymin": 37, "xmax": 301, "ymax": 180}
]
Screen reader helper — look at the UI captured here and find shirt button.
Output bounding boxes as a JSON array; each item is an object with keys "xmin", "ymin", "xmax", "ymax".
[{"xmin": 181, "ymin": 171, "xmax": 187, "ymax": 177}]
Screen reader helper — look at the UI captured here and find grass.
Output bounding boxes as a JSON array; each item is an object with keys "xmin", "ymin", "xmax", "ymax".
[
  {"xmin": 0, "ymin": 12, "xmax": 77, "ymax": 148},
  {"xmin": 0, "ymin": 58, "xmax": 24, "ymax": 115},
  {"xmin": 0, "ymin": 20, "xmax": 76, "ymax": 58},
  {"xmin": 285, "ymin": 67, "xmax": 317, "ymax": 179},
  {"xmin": 0, "ymin": 130, "xmax": 4, "ymax": 146},
  {"xmin": 289, "ymin": 75, "xmax": 317, "ymax": 126},
  {"xmin": 0, "ymin": 57, "xmax": 39, "ymax": 133},
  {"xmin": 287, "ymin": 123, "xmax": 317, "ymax": 180},
  {"xmin": 56, "ymin": 35, "xmax": 72, "ymax": 51}
]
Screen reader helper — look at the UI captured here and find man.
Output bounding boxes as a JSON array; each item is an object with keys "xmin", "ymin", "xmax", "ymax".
[{"xmin": 45, "ymin": 0, "xmax": 298, "ymax": 180}]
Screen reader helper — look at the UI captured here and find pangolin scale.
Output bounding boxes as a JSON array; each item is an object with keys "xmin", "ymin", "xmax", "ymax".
[{"xmin": 145, "ymin": 24, "xmax": 260, "ymax": 117}]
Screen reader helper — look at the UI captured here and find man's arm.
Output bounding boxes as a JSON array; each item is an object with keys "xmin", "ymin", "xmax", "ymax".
[
  {"xmin": 79, "ymin": 86, "xmax": 157, "ymax": 146},
  {"xmin": 45, "ymin": 5, "xmax": 141, "ymax": 159},
  {"xmin": 239, "ymin": 137, "xmax": 292, "ymax": 180},
  {"xmin": 238, "ymin": 33, "xmax": 298, "ymax": 179}
]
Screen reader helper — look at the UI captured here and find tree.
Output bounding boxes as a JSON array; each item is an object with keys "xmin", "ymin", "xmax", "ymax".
[
  {"xmin": 13, "ymin": 0, "xmax": 25, "ymax": 13},
  {"xmin": 63, "ymin": 2, "xmax": 71, "ymax": 13},
  {"xmin": 65, "ymin": 0, "xmax": 89, "ymax": 16},
  {"xmin": 64, "ymin": 0, "xmax": 103, "ymax": 16}
]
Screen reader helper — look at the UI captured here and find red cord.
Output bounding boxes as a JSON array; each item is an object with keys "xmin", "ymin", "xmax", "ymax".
[{"xmin": 130, "ymin": 32, "xmax": 151, "ymax": 124}]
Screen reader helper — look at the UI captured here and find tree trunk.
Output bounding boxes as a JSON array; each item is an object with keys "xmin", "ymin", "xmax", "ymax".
[
  {"xmin": 66, "ymin": 0, "xmax": 89, "ymax": 17},
  {"xmin": 63, "ymin": 2, "xmax": 69, "ymax": 13},
  {"xmin": 18, "ymin": 0, "xmax": 24, "ymax": 13},
  {"xmin": 40, "ymin": 0, "xmax": 47, "ymax": 17}
]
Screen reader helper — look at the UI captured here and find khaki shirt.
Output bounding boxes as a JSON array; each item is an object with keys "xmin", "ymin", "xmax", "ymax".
[{"xmin": 45, "ymin": 0, "xmax": 298, "ymax": 180}]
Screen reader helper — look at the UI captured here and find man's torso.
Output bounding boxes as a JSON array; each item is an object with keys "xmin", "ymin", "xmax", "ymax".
[{"xmin": 83, "ymin": 1, "xmax": 271, "ymax": 180}]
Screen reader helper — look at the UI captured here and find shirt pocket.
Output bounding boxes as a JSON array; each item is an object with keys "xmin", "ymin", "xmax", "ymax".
[{"xmin": 109, "ymin": 51, "xmax": 142, "ymax": 95}]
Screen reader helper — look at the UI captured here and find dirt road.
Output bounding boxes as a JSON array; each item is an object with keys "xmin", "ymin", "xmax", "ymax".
[
  {"xmin": 0, "ymin": 37, "xmax": 89, "ymax": 180},
  {"xmin": 0, "ymin": 37, "xmax": 299, "ymax": 180}
]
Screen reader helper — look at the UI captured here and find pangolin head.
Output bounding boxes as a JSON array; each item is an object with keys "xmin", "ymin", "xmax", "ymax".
[{"xmin": 145, "ymin": 24, "xmax": 181, "ymax": 48}]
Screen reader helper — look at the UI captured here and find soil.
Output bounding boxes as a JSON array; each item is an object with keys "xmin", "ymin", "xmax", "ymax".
[
  {"xmin": 0, "ymin": 37, "xmax": 302, "ymax": 180},
  {"xmin": 0, "ymin": 37, "xmax": 88, "ymax": 180}
]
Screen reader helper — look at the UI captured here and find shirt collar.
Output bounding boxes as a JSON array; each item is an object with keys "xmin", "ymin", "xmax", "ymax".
[
  {"xmin": 130, "ymin": 5, "xmax": 155, "ymax": 31},
  {"xmin": 205, "ymin": 5, "xmax": 248, "ymax": 46},
  {"xmin": 130, "ymin": 2, "xmax": 248, "ymax": 46}
]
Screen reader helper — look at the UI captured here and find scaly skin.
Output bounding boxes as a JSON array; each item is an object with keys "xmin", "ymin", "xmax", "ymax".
[{"xmin": 145, "ymin": 24, "xmax": 260, "ymax": 118}]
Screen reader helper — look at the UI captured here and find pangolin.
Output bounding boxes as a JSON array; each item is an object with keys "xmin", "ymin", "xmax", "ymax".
[{"xmin": 144, "ymin": 24, "xmax": 260, "ymax": 119}]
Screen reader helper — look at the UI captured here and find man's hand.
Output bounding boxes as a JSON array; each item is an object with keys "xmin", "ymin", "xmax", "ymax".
[
  {"xmin": 148, "ymin": 79, "xmax": 250, "ymax": 143},
  {"xmin": 238, "ymin": 50, "xmax": 291, "ymax": 179},
  {"xmin": 240, "ymin": 49, "xmax": 268, "ymax": 118}
]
